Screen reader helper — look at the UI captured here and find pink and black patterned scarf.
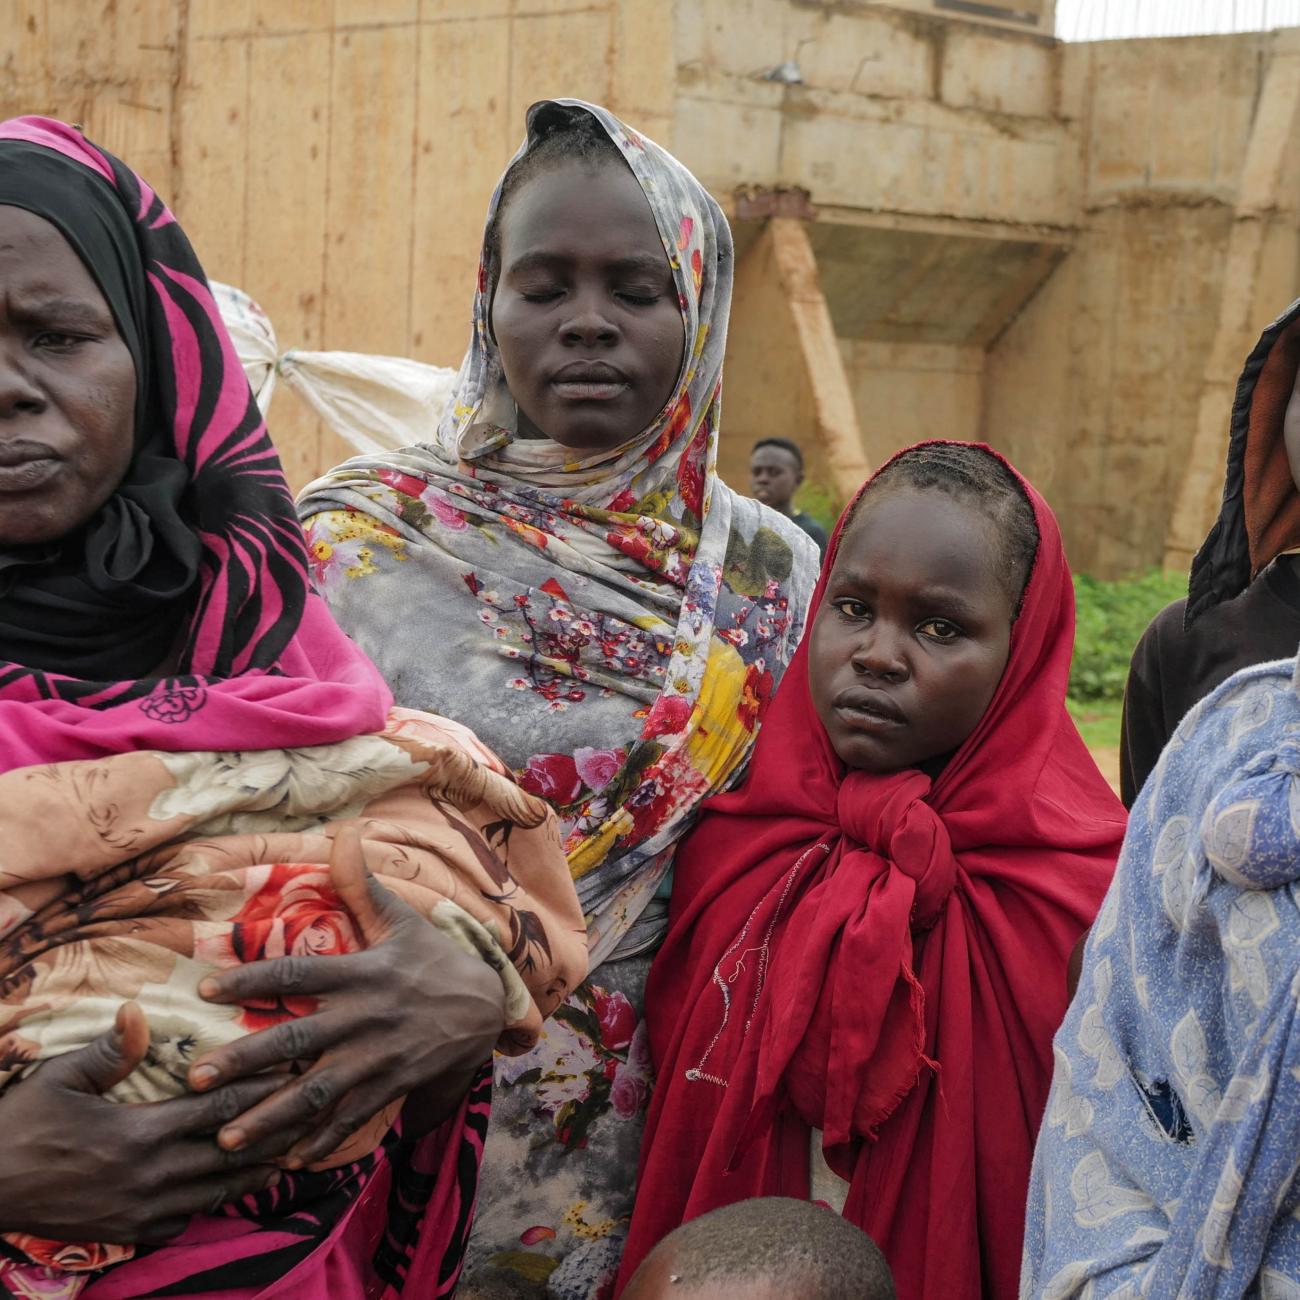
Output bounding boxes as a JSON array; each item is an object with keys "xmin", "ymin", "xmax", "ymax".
[{"xmin": 0, "ymin": 117, "xmax": 390, "ymax": 772}]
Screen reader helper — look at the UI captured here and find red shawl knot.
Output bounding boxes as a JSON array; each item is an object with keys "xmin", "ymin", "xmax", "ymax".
[{"xmin": 837, "ymin": 769, "xmax": 955, "ymax": 932}]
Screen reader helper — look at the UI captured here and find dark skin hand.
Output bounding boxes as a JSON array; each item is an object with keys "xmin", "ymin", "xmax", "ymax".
[
  {"xmin": 0, "ymin": 1002, "xmax": 293, "ymax": 1245},
  {"xmin": 190, "ymin": 828, "xmax": 507, "ymax": 1169}
]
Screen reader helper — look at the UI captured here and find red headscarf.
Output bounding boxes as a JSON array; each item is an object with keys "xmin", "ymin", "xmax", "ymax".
[{"xmin": 619, "ymin": 442, "xmax": 1124, "ymax": 1300}]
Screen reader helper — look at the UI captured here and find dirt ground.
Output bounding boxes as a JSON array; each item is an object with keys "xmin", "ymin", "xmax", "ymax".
[{"xmin": 1090, "ymin": 746, "xmax": 1121, "ymax": 797}]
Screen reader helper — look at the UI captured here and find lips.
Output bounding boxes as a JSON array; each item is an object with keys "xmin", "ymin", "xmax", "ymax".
[
  {"xmin": 0, "ymin": 442, "xmax": 61, "ymax": 493},
  {"xmin": 550, "ymin": 361, "xmax": 629, "ymax": 402},
  {"xmin": 833, "ymin": 685, "xmax": 907, "ymax": 726},
  {"xmin": 0, "ymin": 442, "xmax": 58, "ymax": 469}
]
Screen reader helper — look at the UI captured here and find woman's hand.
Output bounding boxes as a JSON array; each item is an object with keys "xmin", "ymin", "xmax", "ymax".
[
  {"xmin": 0, "ymin": 1002, "xmax": 293, "ymax": 1245},
  {"xmin": 189, "ymin": 827, "xmax": 507, "ymax": 1169}
]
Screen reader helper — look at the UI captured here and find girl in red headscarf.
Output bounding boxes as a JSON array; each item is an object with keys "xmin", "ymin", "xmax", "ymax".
[{"xmin": 618, "ymin": 442, "xmax": 1125, "ymax": 1300}]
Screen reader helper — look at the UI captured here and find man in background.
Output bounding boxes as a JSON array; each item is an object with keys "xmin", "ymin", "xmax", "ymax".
[{"xmin": 749, "ymin": 437, "xmax": 828, "ymax": 557}]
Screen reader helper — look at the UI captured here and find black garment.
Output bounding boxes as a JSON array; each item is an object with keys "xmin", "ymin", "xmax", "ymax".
[
  {"xmin": 789, "ymin": 509, "xmax": 828, "ymax": 558},
  {"xmin": 1119, "ymin": 557, "xmax": 1300, "ymax": 807},
  {"xmin": 1187, "ymin": 295, "xmax": 1300, "ymax": 624},
  {"xmin": 0, "ymin": 141, "xmax": 199, "ymax": 679}
]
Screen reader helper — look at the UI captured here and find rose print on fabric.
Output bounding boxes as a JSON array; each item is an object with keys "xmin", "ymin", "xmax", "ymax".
[
  {"xmin": 138, "ymin": 680, "xmax": 206, "ymax": 724},
  {"xmin": 225, "ymin": 864, "xmax": 359, "ymax": 1030}
]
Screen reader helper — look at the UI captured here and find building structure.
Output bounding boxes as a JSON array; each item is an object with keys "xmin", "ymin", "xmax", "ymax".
[{"xmin": 3, "ymin": 0, "xmax": 1297, "ymax": 574}]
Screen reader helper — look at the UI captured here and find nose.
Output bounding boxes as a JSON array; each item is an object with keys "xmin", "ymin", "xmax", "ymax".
[
  {"xmin": 0, "ymin": 345, "xmax": 45, "ymax": 420},
  {"xmin": 560, "ymin": 288, "xmax": 618, "ymax": 348},
  {"xmin": 849, "ymin": 626, "xmax": 909, "ymax": 683}
]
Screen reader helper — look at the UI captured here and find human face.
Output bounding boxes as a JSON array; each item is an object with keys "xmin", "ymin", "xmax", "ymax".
[
  {"xmin": 750, "ymin": 444, "xmax": 802, "ymax": 514},
  {"xmin": 490, "ymin": 159, "xmax": 685, "ymax": 454},
  {"xmin": 809, "ymin": 486, "xmax": 1016, "ymax": 774},
  {"xmin": 0, "ymin": 206, "xmax": 136, "ymax": 546}
]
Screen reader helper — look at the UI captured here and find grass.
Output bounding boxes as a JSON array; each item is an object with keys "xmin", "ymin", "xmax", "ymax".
[
  {"xmin": 1067, "ymin": 696, "xmax": 1123, "ymax": 753},
  {"xmin": 1066, "ymin": 568, "xmax": 1184, "ymax": 760},
  {"xmin": 1069, "ymin": 569, "xmax": 1185, "ymax": 702}
]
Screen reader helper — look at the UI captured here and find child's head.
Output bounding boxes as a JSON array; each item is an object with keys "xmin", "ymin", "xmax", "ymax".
[
  {"xmin": 810, "ymin": 442, "xmax": 1039, "ymax": 775},
  {"xmin": 484, "ymin": 104, "xmax": 686, "ymax": 455},
  {"xmin": 621, "ymin": 1197, "xmax": 895, "ymax": 1300}
]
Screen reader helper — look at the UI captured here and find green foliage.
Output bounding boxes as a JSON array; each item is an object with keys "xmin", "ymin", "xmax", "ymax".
[
  {"xmin": 793, "ymin": 479, "xmax": 842, "ymax": 532},
  {"xmin": 1069, "ymin": 569, "xmax": 1186, "ymax": 703}
]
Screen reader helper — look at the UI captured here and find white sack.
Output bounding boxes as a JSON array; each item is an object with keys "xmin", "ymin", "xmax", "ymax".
[{"xmin": 212, "ymin": 281, "xmax": 458, "ymax": 455}]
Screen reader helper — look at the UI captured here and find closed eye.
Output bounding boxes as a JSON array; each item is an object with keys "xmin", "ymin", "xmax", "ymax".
[
  {"xmin": 519, "ymin": 289, "xmax": 564, "ymax": 304},
  {"xmin": 616, "ymin": 290, "xmax": 661, "ymax": 307},
  {"xmin": 918, "ymin": 618, "xmax": 962, "ymax": 642},
  {"xmin": 34, "ymin": 331, "xmax": 93, "ymax": 352}
]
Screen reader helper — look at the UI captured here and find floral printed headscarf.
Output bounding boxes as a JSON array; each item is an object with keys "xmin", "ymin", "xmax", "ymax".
[{"xmin": 299, "ymin": 100, "xmax": 820, "ymax": 964}]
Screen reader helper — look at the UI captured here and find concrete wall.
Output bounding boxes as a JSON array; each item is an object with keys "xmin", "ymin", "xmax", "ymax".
[
  {"xmin": 987, "ymin": 32, "xmax": 1300, "ymax": 573},
  {"xmin": 4, "ymin": 1, "xmax": 1299, "ymax": 574},
  {"xmin": 842, "ymin": 340, "xmax": 983, "ymax": 465},
  {"xmin": 674, "ymin": 0, "xmax": 1072, "ymax": 228},
  {"xmin": 864, "ymin": 0, "xmax": 1054, "ymax": 35}
]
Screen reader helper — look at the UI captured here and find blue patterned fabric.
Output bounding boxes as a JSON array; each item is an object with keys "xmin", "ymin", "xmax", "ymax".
[{"xmin": 1022, "ymin": 654, "xmax": 1300, "ymax": 1299}]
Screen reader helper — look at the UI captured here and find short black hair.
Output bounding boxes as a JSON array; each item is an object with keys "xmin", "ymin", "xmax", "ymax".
[
  {"xmin": 846, "ymin": 442, "xmax": 1040, "ymax": 614},
  {"xmin": 637, "ymin": 1197, "xmax": 895, "ymax": 1300},
  {"xmin": 484, "ymin": 103, "xmax": 626, "ymax": 294},
  {"xmin": 751, "ymin": 437, "xmax": 804, "ymax": 470}
]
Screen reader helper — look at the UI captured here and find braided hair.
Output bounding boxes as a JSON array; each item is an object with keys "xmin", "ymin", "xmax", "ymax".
[
  {"xmin": 846, "ymin": 443, "xmax": 1040, "ymax": 615},
  {"xmin": 484, "ymin": 104, "xmax": 626, "ymax": 294}
]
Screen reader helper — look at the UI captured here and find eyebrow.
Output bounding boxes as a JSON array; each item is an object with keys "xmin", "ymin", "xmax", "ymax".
[
  {"xmin": 505, "ymin": 250, "xmax": 669, "ymax": 279},
  {"xmin": 14, "ymin": 295, "xmax": 114, "ymax": 328}
]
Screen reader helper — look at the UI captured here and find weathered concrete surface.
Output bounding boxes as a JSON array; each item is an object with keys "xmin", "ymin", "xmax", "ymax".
[
  {"xmin": 988, "ymin": 31, "xmax": 1300, "ymax": 574},
  {"xmin": 3, "ymin": 0, "xmax": 1297, "ymax": 576},
  {"xmin": 1163, "ymin": 29, "xmax": 1300, "ymax": 572},
  {"xmin": 724, "ymin": 218, "xmax": 869, "ymax": 499},
  {"xmin": 843, "ymin": 339, "xmax": 984, "ymax": 466},
  {"xmin": 861, "ymin": 0, "xmax": 1053, "ymax": 36}
]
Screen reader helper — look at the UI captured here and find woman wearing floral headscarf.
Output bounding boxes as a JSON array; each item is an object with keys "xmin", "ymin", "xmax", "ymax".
[
  {"xmin": 299, "ymin": 100, "xmax": 820, "ymax": 1294},
  {"xmin": 0, "ymin": 116, "xmax": 586, "ymax": 1299}
]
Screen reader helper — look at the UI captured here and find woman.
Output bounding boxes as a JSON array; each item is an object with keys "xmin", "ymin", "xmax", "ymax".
[
  {"xmin": 621, "ymin": 444, "xmax": 1124, "ymax": 1299},
  {"xmin": 299, "ymin": 100, "xmax": 820, "ymax": 1293},
  {"xmin": 0, "ymin": 117, "xmax": 586, "ymax": 1298},
  {"xmin": 1121, "ymin": 301, "xmax": 1300, "ymax": 807},
  {"xmin": 1023, "ymin": 659, "xmax": 1300, "ymax": 1296}
]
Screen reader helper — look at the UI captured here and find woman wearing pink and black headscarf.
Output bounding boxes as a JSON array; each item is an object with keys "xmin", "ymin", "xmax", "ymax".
[{"xmin": 0, "ymin": 119, "xmax": 586, "ymax": 1298}]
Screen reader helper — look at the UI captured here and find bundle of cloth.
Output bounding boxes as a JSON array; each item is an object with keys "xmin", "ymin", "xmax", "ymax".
[{"xmin": 0, "ymin": 116, "xmax": 585, "ymax": 1299}]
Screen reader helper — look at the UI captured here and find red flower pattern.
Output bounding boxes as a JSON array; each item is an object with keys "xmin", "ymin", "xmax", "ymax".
[
  {"xmin": 737, "ymin": 662, "xmax": 775, "ymax": 733},
  {"xmin": 643, "ymin": 694, "xmax": 691, "ymax": 739},
  {"xmin": 519, "ymin": 752, "xmax": 583, "ymax": 806},
  {"xmin": 228, "ymin": 864, "xmax": 360, "ymax": 1031},
  {"xmin": 375, "ymin": 467, "xmax": 427, "ymax": 500},
  {"xmin": 593, "ymin": 990, "xmax": 636, "ymax": 1052}
]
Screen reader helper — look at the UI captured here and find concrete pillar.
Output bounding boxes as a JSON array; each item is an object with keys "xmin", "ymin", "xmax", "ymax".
[{"xmin": 722, "ymin": 218, "xmax": 870, "ymax": 503}]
